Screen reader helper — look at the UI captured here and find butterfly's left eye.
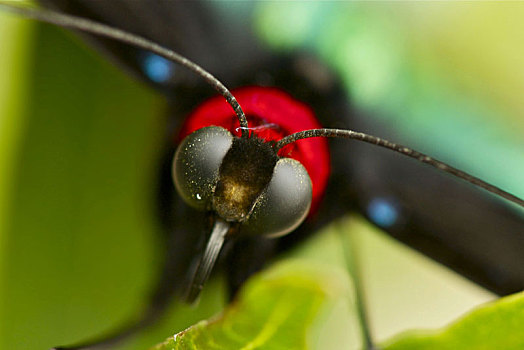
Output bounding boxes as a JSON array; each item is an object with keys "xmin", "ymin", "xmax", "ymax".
[{"xmin": 241, "ymin": 157, "xmax": 312, "ymax": 238}]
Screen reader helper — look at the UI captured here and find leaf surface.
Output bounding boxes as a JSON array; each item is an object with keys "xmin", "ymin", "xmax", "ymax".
[
  {"xmin": 151, "ymin": 261, "xmax": 352, "ymax": 350},
  {"xmin": 383, "ymin": 291, "xmax": 524, "ymax": 350}
]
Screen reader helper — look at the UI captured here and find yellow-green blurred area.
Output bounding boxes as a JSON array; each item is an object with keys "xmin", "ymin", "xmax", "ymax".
[{"xmin": 0, "ymin": 2, "xmax": 523, "ymax": 350}]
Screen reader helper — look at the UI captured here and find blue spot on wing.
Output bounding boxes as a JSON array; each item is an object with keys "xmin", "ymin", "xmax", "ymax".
[
  {"xmin": 367, "ymin": 197, "xmax": 399, "ymax": 228},
  {"xmin": 141, "ymin": 52, "xmax": 174, "ymax": 83}
]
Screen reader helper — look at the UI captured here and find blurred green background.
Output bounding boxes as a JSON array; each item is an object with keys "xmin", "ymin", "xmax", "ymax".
[{"xmin": 0, "ymin": 2, "xmax": 523, "ymax": 349}]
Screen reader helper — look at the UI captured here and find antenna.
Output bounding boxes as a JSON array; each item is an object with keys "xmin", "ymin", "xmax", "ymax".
[{"xmin": 276, "ymin": 128, "xmax": 524, "ymax": 209}]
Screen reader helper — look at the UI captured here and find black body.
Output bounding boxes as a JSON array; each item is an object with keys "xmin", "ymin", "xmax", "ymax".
[{"xmin": 39, "ymin": 0, "xmax": 524, "ymax": 337}]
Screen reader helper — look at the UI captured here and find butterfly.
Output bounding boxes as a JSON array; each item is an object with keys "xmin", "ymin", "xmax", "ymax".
[{"xmin": 0, "ymin": 1, "xmax": 520, "ymax": 348}]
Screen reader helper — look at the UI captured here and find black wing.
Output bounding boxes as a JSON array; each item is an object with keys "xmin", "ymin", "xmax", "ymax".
[{"xmin": 335, "ymin": 116, "xmax": 524, "ymax": 295}]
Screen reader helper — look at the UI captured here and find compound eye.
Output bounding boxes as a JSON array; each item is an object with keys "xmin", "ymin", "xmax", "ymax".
[
  {"xmin": 242, "ymin": 158, "xmax": 312, "ymax": 238},
  {"xmin": 172, "ymin": 126, "xmax": 233, "ymax": 210}
]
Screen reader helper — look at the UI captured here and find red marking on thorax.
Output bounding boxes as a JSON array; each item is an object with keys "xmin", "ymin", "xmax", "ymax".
[{"xmin": 178, "ymin": 87, "xmax": 330, "ymax": 216}]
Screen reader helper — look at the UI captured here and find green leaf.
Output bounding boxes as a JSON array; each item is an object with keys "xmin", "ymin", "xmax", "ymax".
[
  {"xmin": 383, "ymin": 291, "xmax": 524, "ymax": 350},
  {"xmin": 151, "ymin": 261, "xmax": 353, "ymax": 350}
]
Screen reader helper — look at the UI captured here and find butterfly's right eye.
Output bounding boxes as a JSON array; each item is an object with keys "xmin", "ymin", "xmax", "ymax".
[{"xmin": 172, "ymin": 126, "xmax": 234, "ymax": 210}]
